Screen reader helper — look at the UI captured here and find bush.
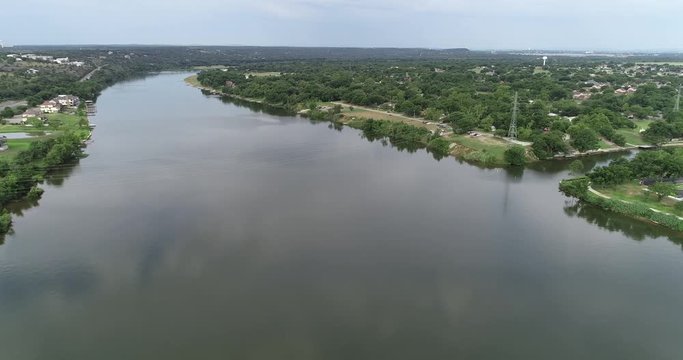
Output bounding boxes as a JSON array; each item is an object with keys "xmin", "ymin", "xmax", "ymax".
[
  {"xmin": 463, "ymin": 150, "xmax": 497, "ymax": 166},
  {"xmin": 27, "ymin": 186, "xmax": 44, "ymax": 201},
  {"xmin": 427, "ymin": 138, "xmax": 451, "ymax": 157},
  {"xmin": 0, "ymin": 211, "xmax": 11, "ymax": 234},
  {"xmin": 504, "ymin": 146, "xmax": 526, "ymax": 166}
]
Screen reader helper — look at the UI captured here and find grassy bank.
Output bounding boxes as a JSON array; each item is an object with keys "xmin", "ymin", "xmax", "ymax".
[
  {"xmin": 189, "ymin": 74, "xmax": 527, "ymax": 166},
  {"xmin": 596, "ymin": 182, "xmax": 683, "ymax": 217},
  {"xmin": 560, "ymin": 177, "xmax": 683, "ymax": 232},
  {"xmin": 448, "ymin": 134, "xmax": 510, "ymax": 166},
  {"xmin": 0, "ymin": 112, "xmax": 89, "ymax": 160}
]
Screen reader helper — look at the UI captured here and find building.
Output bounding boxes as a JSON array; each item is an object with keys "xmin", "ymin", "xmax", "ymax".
[
  {"xmin": 26, "ymin": 68, "xmax": 39, "ymax": 75},
  {"xmin": 54, "ymin": 57, "xmax": 69, "ymax": 64},
  {"xmin": 39, "ymin": 100, "xmax": 60, "ymax": 113},
  {"xmin": 55, "ymin": 95, "xmax": 80, "ymax": 107},
  {"xmin": 22, "ymin": 108, "xmax": 43, "ymax": 120}
]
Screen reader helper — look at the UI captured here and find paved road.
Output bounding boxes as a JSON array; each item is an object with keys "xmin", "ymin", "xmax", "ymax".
[{"xmin": 80, "ymin": 66, "xmax": 102, "ymax": 82}]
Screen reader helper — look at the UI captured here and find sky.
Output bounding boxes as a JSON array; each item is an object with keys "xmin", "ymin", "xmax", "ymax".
[{"xmin": 3, "ymin": 0, "xmax": 683, "ymax": 51}]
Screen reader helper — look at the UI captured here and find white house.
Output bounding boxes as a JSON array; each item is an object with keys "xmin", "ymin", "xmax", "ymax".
[
  {"xmin": 26, "ymin": 68, "xmax": 39, "ymax": 75},
  {"xmin": 39, "ymin": 100, "xmax": 60, "ymax": 113},
  {"xmin": 54, "ymin": 57, "xmax": 69, "ymax": 64},
  {"xmin": 55, "ymin": 95, "xmax": 79, "ymax": 107}
]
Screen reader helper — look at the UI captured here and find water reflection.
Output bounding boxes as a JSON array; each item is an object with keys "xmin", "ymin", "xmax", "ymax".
[
  {"xmin": 563, "ymin": 201, "xmax": 683, "ymax": 245},
  {"xmin": 0, "ymin": 263, "xmax": 98, "ymax": 306}
]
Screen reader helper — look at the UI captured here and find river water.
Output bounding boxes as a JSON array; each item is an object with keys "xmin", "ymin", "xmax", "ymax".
[{"xmin": 1, "ymin": 73, "xmax": 682, "ymax": 359}]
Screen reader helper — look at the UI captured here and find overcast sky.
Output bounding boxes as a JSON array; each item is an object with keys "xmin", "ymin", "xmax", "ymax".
[{"xmin": 3, "ymin": 0, "xmax": 682, "ymax": 50}]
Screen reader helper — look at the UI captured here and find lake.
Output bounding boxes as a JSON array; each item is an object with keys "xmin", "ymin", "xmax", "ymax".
[{"xmin": 1, "ymin": 73, "xmax": 682, "ymax": 359}]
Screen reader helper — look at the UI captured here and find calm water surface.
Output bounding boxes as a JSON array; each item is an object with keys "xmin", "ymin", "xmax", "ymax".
[{"xmin": 1, "ymin": 73, "xmax": 682, "ymax": 359}]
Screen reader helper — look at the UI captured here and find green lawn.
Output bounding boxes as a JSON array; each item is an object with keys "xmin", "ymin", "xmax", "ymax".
[
  {"xmin": 46, "ymin": 113, "xmax": 84, "ymax": 130},
  {"xmin": 0, "ymin": 125, "xmax": 42, "ymax": 133},
  {"xmin": 598, "ymin": 140, "xmax": 613, "ymax": 149},
  {"xmin": 616, "ymin": 128, "xmax": 648, "ymax": 145},
  {"xmin": 0, "ymin": 112, "xmax": 89, "ymax": 159},
  {"xmin": 597, "ymin": 182, "xmax": 683, "ymax": 217},
  {"xmin": 450, "ymin": 134, "xmax": 510, "ymax": 165},
  {"xmin": 614, "ymin": 119, "xmax": 652, "ymax": 146},
  {"xmin": 0, "ymin": 138, "xmax": 39, "ymax": 159}
]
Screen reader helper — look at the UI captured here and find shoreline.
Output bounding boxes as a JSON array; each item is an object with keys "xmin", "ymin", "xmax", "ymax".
[
  {"xmin": 184, "ymin": 74, "xmax": 683, "ymax": 167},
  {"xmin": 560, "ymin": 178, "xmax": 683, "ymax": 233}
]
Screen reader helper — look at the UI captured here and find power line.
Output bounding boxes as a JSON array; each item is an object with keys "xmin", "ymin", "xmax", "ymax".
[{"xmin": 508, "ymin": 91, "xmax": 519, "ymax": 139}]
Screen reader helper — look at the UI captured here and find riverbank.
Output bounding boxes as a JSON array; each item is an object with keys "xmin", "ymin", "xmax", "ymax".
[
  {"xmin": 560, "ymin": 177, "xmax": 683, "ymax": 232},
  {"xmin": 184, "ymin": 75, "xmax": 272, "ymax": 106},
  {"xmin": 185, "ymin": 75, "xmax": 517, "ymax": 166},
  {"xmin": 185, "ymin": 74, "xmax": 683, "ymax": 168}
]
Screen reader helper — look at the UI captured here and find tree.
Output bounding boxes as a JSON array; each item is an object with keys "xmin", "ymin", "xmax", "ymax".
[
  {"xmin": 450, "ymin": 112, "xmax": 479, "ymax": 134},
  {"xmin": 587, "ymin": 158, "xmax": 632, "ymax": 186},
  {"xmin": 0, "ymin": 107, "xmax": 14, "ymax": 119},
  {"xmin": 568, "ymin": 125, "xmax": 600, "ymax": 152},
  {"xmin": 650, "ymin": 182, "xmax": 677, "ymax": 201},
  {"xmin": 504, "ymin": 145, "xmax": 526, "ymax": 166},
  {"xmin": 569, "ymin": 160, "xmax": 585, "ymax": 175},
  {"xmin": 642, "ymin": 121, "xmax": 674, "ymax": 146},
  {"xmin": 531, "ymin": 131, "xmax": 569, "ymax": 159}
]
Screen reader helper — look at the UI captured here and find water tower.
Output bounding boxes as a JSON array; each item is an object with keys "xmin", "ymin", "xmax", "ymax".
[{"xmin": 542, "ymin": 56, "xmax": 548, "ymax": 66}]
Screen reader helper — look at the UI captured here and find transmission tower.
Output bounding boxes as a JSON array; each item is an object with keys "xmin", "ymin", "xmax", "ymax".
[
  {"xmin": 508, "ymin": 91, "xmax": 519, "ymax": 139},
  {"xmin": 675, "ymin": 85, "xmax": 681, "ymax": 113}
]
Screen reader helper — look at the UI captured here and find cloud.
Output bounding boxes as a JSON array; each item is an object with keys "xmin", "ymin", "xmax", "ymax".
[{"xmin": 2, "ymin": 0, "xmax": 682, "ymax": 49}]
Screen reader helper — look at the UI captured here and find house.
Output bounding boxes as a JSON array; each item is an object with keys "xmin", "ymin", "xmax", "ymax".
[
  {"xmin": 24, "ymin": 54, "xmax": 53, "ymax": 61},
  {"xmin": 55, "ymin": 95, "xmax": 80, "ymax": 107},
  {"xmin": 572, "ymin": 91, "xmax": 591, "ymax": 100},
  {"xmin": 22, "ymin": 108, "xmax": 43, "ymax": 120},
  {"xmin": 26, "ymin": 68, "xmax": 39, "ymax": 75},
  {"xmin": 70, "ymin": 61, "xmax": 85, "ymax": 67},
  {"xmin": 54, "ymin": 57, "xmax": 69, "ymax": 64},
  {"xmin": 39, "ymin": 100, "xmax": 60, "ymax": 113}
]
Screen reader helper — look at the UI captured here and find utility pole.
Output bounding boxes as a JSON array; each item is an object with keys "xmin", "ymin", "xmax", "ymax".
[{"xmin": 508, "ymin": 91, "xmax": 519, "ymax": 139}]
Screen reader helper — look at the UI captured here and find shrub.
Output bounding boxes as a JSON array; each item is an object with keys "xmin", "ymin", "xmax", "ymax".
[{"xmin": 504, "ymin": 146, "xmax": 526, "ymax": 166}]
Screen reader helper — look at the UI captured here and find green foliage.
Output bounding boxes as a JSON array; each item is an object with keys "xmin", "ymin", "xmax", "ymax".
[
  {"xmin": 560, "ymin": 177, "xmax": 683, "ymax": 232},
  {"xmin": 559, "ymin": 177, "xmax": 590, "ymax": 198},
  {"xmin": 0, "ymin": 211, "xmax": 11, "ymax": 235},
  {"xmin": 550, "ymin": 119, "xmax": 571, "ymax": 133},
  {"xmin": 0, "ymin": 134, "xmax": 84, "ymax": 235},
  {"xmin": 504, "ymin": 145, "xmax": 527, "ymax": 166},
  {"xmin": 0, "ymin": 107, "xmax": 15, "ymax": 119},
  {"xmin": 27, "ymin": 186, "xmax": 44, "ymax": 201},
  {"xmin": 629, "ymin": 149, "xmax": 683, "ymax": 179},
  {"xmin": 531, "ymin": 131, "xmax": 569, "ymax": 159},
  {"xmin": 568, "ymin": 125, "xmax": 600, "ymax": 152},
  {"xmin": 569, "ymin": 160, "xmax": 585, "ymax": 174},
  {"xmin": 587, "ymin": 158, "xmax": 633, "ymax": 186},
  {"xmin": 427, "ymin": 138, "xmax": 451, "ymax": 158},
  {"xmin": 349, "ymin": 119, "xmax": 447, "ymax": 157},
  {"xmin": 463, "ymin": 150, "xmax": 498, "ymax": 166},
  {"xmin": 650, "ymin": 182, "xmax": 677, "ymax": 201},
  {"xmin": 642, "ymin": 121, "xmax": 675, "ymax": 145}
]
